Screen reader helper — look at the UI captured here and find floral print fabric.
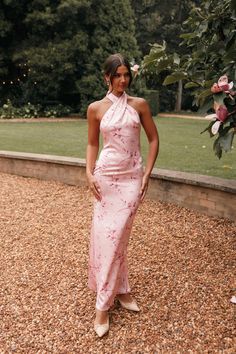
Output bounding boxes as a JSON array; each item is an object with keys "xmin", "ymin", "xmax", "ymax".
[{"xmin": 88, "ymin": 92, "xmax": 143, "ymax": 311}]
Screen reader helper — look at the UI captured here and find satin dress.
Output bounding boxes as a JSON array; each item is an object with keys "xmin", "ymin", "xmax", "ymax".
[{"xmin": 88, "ymin": 91, "xmax": 143, "ymax": 311}]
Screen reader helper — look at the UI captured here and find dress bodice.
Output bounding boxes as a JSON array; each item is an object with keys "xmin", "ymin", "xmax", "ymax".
[{"xmin": 94, "ymin": 92, "xmax": 143, "ymax": 176}]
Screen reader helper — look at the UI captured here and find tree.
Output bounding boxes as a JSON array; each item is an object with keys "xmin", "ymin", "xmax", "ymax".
[
  {"xmin": 142, "ymin": 0, "xmax": 236, "ymax": 158},
  {"xmin": 131, "ymin": 0, "xmax": 200, "ymax": 112},
  {"xmin": 132, "ymin": 0, "xmax": 200, "ymax": 55},
  {"xmin": 77, "ymin": 0, "xmax": 140, "ymax": 114},
  {"xmin": 0, "ymin": 0, "xmax": 29, "ymax": 103},
  {"xmin": 0, "ymin": 0, "xmax": 140, "ymax": 115}
]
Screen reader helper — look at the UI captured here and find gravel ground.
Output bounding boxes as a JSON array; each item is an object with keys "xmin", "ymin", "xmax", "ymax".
[{"xmin": 0, "ymin": 172, "xmax": 235, "ymax": 353}]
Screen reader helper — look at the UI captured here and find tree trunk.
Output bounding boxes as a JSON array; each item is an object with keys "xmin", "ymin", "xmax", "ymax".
[{"xmin": 175, "ymin": 80, "xmax": 182, "ymax": 112}]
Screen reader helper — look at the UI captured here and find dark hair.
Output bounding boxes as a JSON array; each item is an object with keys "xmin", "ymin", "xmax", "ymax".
[{"xmin": 103, "ymin": 53, "xmax": 132, "ymax": 87}]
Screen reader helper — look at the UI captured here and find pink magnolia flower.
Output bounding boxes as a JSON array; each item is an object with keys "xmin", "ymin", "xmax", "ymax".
[
  {"xmin": 210, "ymin": 104, "xmax": 230, "ymax": 135},
  {"xmin": 131, "ymin": 64, "xmax": 139, "ymax": 72},
  {"xmin": 216, "ymin": 105, "xmax": 228, "ymax": 122},
  {"xmin": 211, "ymin": 75, "xmax": 234, "ymax": 93},
  {"xmin": 211, "ymin": 120, "xmax": 221, "ymax": 135},
  {"xmin": 131, "ymin": 64, "xmax": 139, "ymax": 77},
  {"xmin": 211, "ymin": 83, "xmax": 223, "ymax": 93},
  {"xmin": 218, "ymin": 75, "xmax": 234, "ymax": 91}
]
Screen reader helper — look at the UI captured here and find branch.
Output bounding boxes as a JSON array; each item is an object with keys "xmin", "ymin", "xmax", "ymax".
[{"xmin": 227, "ymin": 109, "xmax": 236, "ymax": 117}]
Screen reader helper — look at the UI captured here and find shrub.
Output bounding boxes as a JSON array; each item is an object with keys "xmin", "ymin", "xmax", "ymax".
[{"xmin": 0, "ymin": 100, "xmax": 72, "ymax": 119}]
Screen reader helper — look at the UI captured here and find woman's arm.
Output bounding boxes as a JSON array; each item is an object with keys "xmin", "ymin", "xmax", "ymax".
[
  {"xmin": 139, "ymin": 98, "xmax": 159, "ymax": 201},
  {"xmin": 86, "ymin": 103, "xmax": 101, "ymax": 201}
]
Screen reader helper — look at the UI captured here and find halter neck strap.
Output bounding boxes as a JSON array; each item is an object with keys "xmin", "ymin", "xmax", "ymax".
[{"xmin": 106, "ymin": 91, "xmax": 126, "ymax": 103}]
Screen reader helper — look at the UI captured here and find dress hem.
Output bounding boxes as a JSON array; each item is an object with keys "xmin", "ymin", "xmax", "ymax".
[{"xmin": 88, "ymin": 284, "xmax": 131, "ymax": 296}]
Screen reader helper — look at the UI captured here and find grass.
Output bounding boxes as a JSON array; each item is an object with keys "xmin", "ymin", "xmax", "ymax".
[{"xmin": 0, "ymin": 117, "xmax": 235, "ymax": 179}]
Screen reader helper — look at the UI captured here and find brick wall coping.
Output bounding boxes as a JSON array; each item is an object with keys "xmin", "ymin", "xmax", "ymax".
[
  {"xmin": 0, "ymin": 150, "xmax": 235, "ymax": 194},
  {"xmin": 0, "ymin": 150, "xmax": 85, "ymax": 166},
  {"xmin": 152, "ymin": 169, "xmax": 236, "ymax": 194}
]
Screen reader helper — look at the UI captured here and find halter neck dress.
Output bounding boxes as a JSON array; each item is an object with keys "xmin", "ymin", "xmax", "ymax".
[{"xmin": 88, "ymin": 91, "xmax": 143, "ymax": 311}]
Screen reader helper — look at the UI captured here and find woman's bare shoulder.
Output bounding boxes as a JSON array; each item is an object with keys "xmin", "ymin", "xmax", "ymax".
[
  {"xmin": 128, "ymin": 95, "xmax": 147, "ymax": 104},
  {"xmin": 88, "ymin": 98, "xmax": 106, "ymax": 111},
  {"xmin": 127, "ymin": 95, "xmax": 149, "ymax": 113},
  {"xmin": 88, "ymin": 98, "xmax": 107, "ymax": 114},
  {"xmin": 87, "ymin": 97, "xmax": 112, "ymax": 120}
]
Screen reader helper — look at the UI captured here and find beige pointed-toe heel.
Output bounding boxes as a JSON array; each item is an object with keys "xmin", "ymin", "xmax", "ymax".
[
  {"xmin": 94, "ymin": 317, "xmax": 109, "ymax": 338},
  {"xmin": 117, "ymin": 297, "xmax": 140, "ymax": 312}
]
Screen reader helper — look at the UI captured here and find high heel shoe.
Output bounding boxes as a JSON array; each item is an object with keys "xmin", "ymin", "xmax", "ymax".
[
  {"xmin": 117, "ymin": 297, "xmax": 140, "ymax": 312},
  {"xmin": 94, "ymin": 317, "xmax": 109, "ymax": 338}
]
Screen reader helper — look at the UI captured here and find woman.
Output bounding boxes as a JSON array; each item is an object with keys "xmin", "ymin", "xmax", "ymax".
[{"xmin": 86, "ymin": 53, "xmax": 159, "ymax": 337}]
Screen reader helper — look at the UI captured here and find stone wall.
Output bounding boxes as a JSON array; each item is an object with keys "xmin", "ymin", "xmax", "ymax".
[
  {"xmin": 0, "ymin": 151, "xmax": 235, "ymax": 221},
  {"xmin": 148, "ymin": 170, "xmax": 235, "ymax": 220}
]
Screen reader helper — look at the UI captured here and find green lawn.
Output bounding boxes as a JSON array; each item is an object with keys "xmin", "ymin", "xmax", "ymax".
[{"xmin": 0, "ymin": 117, "xmax": 235, "ymax": 179}]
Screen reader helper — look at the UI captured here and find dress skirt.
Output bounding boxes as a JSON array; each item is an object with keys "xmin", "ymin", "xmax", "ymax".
[{"xmin": 88, "ymin": 170, "xmax": 142, "ymax": 311}]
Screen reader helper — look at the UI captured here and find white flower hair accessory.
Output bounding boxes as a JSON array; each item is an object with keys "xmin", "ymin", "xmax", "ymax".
[{"xmin": 130, "ymin": 64, "xmax": 140, "ymax": 77}]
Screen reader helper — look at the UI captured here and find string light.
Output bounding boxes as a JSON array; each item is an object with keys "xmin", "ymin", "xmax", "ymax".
[{"xmin": 0, "ymin": 61, "xmax": 35, "ymax": 86}]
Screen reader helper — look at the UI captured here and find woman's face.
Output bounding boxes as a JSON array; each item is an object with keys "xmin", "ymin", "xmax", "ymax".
[{"xmin": 107, "ymin": 65, "xmax": 130, "ymax": 95}]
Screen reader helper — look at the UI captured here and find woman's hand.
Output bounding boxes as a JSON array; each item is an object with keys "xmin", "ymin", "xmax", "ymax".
[
  {"xmin": 140, "ymin": 174, "xmax": 150, "ymax": 202},
  {"xmin": 87, "ymin": 173, "xmax": 101, "ymax": 201}
]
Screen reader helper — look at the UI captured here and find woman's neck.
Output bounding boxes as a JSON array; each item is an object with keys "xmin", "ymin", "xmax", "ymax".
[{"xmin": 109, "ymin": 88, "xmax": 124, "ymax": 97}]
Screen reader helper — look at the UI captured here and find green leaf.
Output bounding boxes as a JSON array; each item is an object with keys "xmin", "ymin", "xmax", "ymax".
[
  {"xmin": 197, "ymin": 20, "xmax": 208, "ymax": 35},
  {"xmin": 173, "ymin": 53, "xmax": 180, "ymax": 65},
  {"xmin": 213, "ymin": 92, "xmax": 227, "ymax": 105},
  {"xmin": 218, "ymin": 130, "xmax": 235, "ymax": 152},
  {"xmin": 201, "ymin": 120, "xmax": 215, "ymax": 137},
  {"xmin": 155, "ymin": 58, "xmax": 173, "ymax": 73},
  {"xmin": 163, "ymin": 72, "xmax": 187, "ymax": 85},
  {"xmin": 224, "ymin": 96, "xmax": 236, "ymax": 106},
  {"xmin": 203, "ymin": 79, "xmax": 216, "ymax": 88},
  {"xmin": 198, "ymin": 97, "xmax": 214, "ymax": 114},
  {"xmin": 184, "ymin": 82, "xmax": 200, "ymax": 89},
  {"xmin": 213, "ymin": 137, "xmax": 223, "ymax": 159},
  {"xmin": 219, "ymin": 125, "xmax": 232, "ymax": 137},
  {"xmin": 196, "ymin": 88, "xmax": 212, "ymax": 106},
  {"xmin": 198, "ymin": 88, "xmax": 212, "ymax": 99},
  {"xmin": 149, "ymin": 41, "xmax": 166, "ymax": 51},
  {"xmin": 230, "ymin": 0, "xmax": 236, "ymax": 16},
  {"xmin": 142, "ymin": 50, "xmax": 167, "ymax": 69},
  {"xmin": 179, "ymin": 33, "xmax": 195, "ymax": 40}
]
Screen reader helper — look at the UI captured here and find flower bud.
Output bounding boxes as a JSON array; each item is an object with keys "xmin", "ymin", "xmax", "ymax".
[{"xmin": 216, "ymin": 105, "xmax": 228, "ymax": 122}]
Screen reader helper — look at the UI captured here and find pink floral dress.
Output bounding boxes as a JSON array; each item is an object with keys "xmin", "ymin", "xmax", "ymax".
[{"xmin": 88, "ymin": 91, "xmax": 143, "ymax": 311}]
